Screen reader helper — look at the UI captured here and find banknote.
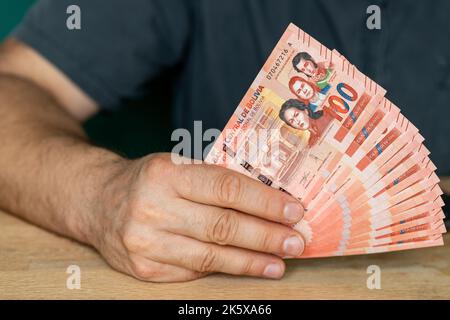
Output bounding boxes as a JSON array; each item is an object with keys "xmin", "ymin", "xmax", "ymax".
[
  {"xmin": 300, "ymin": 193, "xmax": 445, "ymax": 256},
  {"xmin": 300, "ymin": 52, "xmax": 390, "ymax": 204},
  {"xmin": 301, "ymin": 97, "xmax": 403, "ymax": 209},
  {"xmin": 305, "ymin": 171, "xmax": 442, "ymax": 237},
  {"xmin": 305, "ymin": 136, "xmax": 433, "ymax": 228},
  {"xmin": 305, "ymin": 132, "xmax": 427, "ymax": 218},
  {"xmin": 206, "ymin": 23, "xmax": 384, "ymax": 195},
  {"xmin": 297, "ymin": 196, "xmax": 445, "ymax": 256},
  {"xmin": 205, "ymin": 23, "xmax": 446, "ymax": 258},
  {"xmin": 302, "ymin": 108, "xmax": 430, "ymax": 215},
  {"xmin": 303, "ymin": 105, "xmax": 424, "ymax": 238},
  {"xmin": 345, "ymin": 211, "xmax": 446, "ymax": 249},
  {"xmin": 295, "ymin": 181, "xmax": 445, "ymax": 254},
  {"xmin": 300, "ymin": 235, "xmax": 444, "ymax": 258}
]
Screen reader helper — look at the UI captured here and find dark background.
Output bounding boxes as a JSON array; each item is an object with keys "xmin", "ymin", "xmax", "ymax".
[
  {"xmin": 1, "ymin": 1, "xmax": 448, "ymax": 225},
  {"xmin": 1, "ymin": 0, "xmax": 174, "ymax": 158}
]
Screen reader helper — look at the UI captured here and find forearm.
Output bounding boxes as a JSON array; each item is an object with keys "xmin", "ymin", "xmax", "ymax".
[{"xmin": 0, "ymin": 74, "xmax": 127, "ymax": 246}]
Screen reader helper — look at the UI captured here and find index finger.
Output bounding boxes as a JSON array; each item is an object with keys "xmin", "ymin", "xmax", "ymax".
[{"xmin": 174, "ymin": 163, "xmax": 304, "ymax": 224}]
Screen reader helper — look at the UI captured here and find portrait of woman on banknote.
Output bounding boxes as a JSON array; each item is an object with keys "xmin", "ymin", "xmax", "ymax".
[{"xmin": 278, "ymin": 98, "xmax": 324, "ymax": 146}]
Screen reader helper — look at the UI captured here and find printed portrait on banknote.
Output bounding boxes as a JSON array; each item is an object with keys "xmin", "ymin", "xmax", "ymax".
[
  {"xmin": 207, "ymin": 24, "xmax": 383, "ymax": 197},
  {"xmin": 206, "ymin": 23, "xmax": 445, "ymax": 257}
]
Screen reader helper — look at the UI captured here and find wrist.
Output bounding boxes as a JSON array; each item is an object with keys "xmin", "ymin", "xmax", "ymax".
[{"xmin": 66, "ymin": 148, "xmax": 131, "ymax": 249}]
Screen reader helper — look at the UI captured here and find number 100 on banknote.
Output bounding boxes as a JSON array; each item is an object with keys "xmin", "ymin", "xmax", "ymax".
[{"xmin": 206, "ymin": 23, "xmax": 385, "ymax": 200}]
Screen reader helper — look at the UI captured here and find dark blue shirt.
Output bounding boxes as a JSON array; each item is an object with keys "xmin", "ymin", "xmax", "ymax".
[{"xmin": 12, "ymin": 0, "xmax": 450, "ymax": 174}]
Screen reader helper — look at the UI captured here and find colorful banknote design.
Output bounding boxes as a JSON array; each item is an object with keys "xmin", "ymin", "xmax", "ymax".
[{"xmin": 205, "ymin": 23, "xmax": 446, "ymax": 257}]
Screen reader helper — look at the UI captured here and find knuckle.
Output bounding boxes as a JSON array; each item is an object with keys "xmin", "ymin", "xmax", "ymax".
[
  {"xmin": 197, "ymin": 248, "xmax": 219, "ymax": 273},
  {"xmin": 261, "ymin": 197, "xmax": 273, "ymax": 217},
  {"xmin": 130, "ymin": 262, "xmax": 160, "ymax": 280},
  {"xmin": 208, "ymin": 210, "xmax": 239, "ymax": 245},
  {"xmin": 258, "ymin": 231, "xmax": 275, "ymax": 253},
  {"xmin": 142, "ymin": 154, "xmax": 171, "ymax": 180},
  {"xmin": 213, "ymin": 172, "xmax": 242, "ymax": 205},
  {"xmin": 122, "ymin": 232, "xmax": 139, "ymax": 251},
  {"xmin": 122, "ymin": 229, "xmax": 147, "ymax": 252},
  {"xmin": 124, "ymin": 183, "xmax": 162, "ymax": 224},
  {"xmin": 126, "ymin": 197, "xmax": 147, "ymax": 220},
  {"xmin": 240, "ymin": 258, "xmax": 256, "ymax": 275}
]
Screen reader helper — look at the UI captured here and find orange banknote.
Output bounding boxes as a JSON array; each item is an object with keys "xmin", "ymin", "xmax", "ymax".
[{"xmin": 205, "ymin": 23, "xmax": 446, "ymax": 258}]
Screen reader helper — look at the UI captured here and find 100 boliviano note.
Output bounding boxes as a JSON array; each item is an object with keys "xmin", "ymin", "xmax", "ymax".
[
  {"xmin": 206, "ymin": 23, "xmax": 385, "ymax": 194},
  {"xmin": 205, "ymin": 23, "xmax": 446, "ymax": 258}
]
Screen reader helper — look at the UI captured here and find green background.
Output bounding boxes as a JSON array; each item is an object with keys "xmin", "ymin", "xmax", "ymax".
[
  {"xmin": 0, "ymin": 0, "xmax": 173, "ymax": 158},
  {"xmin": 0, "ymin": 1, "xmax": 35, "ymax": 39}
]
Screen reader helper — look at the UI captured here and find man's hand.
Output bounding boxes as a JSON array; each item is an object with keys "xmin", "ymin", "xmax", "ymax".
[
  {"xmin": 92, "ymin": 153, "xmax": 306, "ymax": 282},
  {"xmin": 0, "ymin": 39, "xmax": 305, "ymax": 283}
]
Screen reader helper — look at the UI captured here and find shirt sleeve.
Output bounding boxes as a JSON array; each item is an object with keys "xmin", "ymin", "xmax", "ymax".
[{"xmin": 10, "ymin": 0, "xmax": 191, "ymax": 110}]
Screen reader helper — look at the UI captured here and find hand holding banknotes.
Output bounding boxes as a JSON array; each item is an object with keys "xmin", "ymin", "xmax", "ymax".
[
  {"xmin": 207, "ymin": 24, "xmax": 446, "ymax": 257},
  {"xmin": 91, "ymin": 153, "xmax": 306, "ymax": 282},
  {"xmin": 0, "ymin": 19, "xmax": 445, "ymax": 285}
]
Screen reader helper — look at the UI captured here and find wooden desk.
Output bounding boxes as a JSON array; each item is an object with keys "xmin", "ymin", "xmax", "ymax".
[{"xmin": 1, "ymin": 183, "xmax": 449, "ymax": 300}]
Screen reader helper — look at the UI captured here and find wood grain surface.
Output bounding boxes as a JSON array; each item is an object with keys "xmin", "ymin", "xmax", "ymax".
[{"xmin": 0, "ymin": 181, "xmax": 449, "ymax": 300}]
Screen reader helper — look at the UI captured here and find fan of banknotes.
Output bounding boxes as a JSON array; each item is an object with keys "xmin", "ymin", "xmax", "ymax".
[{"xmin": 205, "ymin": 23, "xmax": 446, "ymax": 258}]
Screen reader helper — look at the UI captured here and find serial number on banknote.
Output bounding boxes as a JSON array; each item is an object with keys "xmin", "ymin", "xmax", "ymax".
[{"xmin": 266, "ymin": 48, "xmax": 290, "ymax": 80}]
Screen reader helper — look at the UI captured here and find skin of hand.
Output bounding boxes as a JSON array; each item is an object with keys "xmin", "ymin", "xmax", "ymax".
[
  {"xmin": 92, "ymin": 153, "xmax": 306, "ymax": 282},
  {"xmin": 0, "ymin": 39, "xmax": 306, "ymax": 283}
]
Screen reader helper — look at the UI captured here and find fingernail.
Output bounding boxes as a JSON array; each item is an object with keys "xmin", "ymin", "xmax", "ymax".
[
  {"xmin": 283, "ymin": 236, "xmax": 304, "ymax": 256},
  {"xmin": 263, "ymin": 263, "xmax": 283, "ymax": 279},
  {"xmin": 283, "ymin": 202, "xmax": 304, "ymax": 222}
]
